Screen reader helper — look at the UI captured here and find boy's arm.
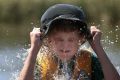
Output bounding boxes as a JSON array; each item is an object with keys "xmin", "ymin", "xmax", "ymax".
[
  {"xmin": 18, "ymin": 28, "xmax": 42, "ymax": 80},
  {"xmin": 90, "ymin": 26, "xmax": 120, "ymax": 80}
]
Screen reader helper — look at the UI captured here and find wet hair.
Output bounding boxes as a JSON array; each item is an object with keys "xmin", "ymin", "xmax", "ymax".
[{"xmin": 47, "ymin": 19, "xmax": 86, "ymax": 36}]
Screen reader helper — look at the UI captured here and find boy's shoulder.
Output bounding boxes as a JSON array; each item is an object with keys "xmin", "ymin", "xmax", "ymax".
[
  {"xmin": 78, "ymin": 49, "xmax": 92, "ymax": 58},
  {"xmin": 79, "ymin": 49, "xmax": 104, "ymax": 79},
  {"xmin": 79, "ymin": 49, "xmax": 98, "ymax": 59},
  {"xmin": 80, "ymin": 49, "xmax": 92, "ymax": 53}
]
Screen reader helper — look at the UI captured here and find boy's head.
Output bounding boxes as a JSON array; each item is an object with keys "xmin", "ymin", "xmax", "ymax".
[
  {"xmin": 47, "ymin": 20, "xmax": 85, "ymax": 61},
  {"xmin": 40, "ymin": 4, "xmax": 91, "ymax": 61},
  {"xmin": 40, "ymin": 4, "xmax": 88, "ymax": 38}
]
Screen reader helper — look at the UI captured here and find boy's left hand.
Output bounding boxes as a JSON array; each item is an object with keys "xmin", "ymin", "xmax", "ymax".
[{"xmin": 89, "ymin": 26, "xmax": 102, "ymax": 49}]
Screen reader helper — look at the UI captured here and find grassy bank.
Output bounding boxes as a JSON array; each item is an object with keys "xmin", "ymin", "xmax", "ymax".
[{"xmin": 0, "ymin": 0, "xmax": 120, "ymax": 25}]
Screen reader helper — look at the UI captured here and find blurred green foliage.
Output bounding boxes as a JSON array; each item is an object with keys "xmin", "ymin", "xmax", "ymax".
[
  {"xmin": 0, "ymin": 0, "xmax": 120, "ymax": 49},
  {"xmin": 0, "ymin": 0, "xmax": 120, "ymax": 25}
]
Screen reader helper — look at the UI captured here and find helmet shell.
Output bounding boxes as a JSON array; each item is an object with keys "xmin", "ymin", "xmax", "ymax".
[
  {"xmin": 40, "ymin": 4, "xmax": 92, "ymax": 41},
  {"xmin": 41, "ymin": 4, "xmax": 86, "ymax": 26}
]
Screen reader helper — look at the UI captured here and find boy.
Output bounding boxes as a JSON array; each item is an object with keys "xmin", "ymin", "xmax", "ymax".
[{"xmin": 19, "ymin": 4, "xmax": 120, "ymax": 80}]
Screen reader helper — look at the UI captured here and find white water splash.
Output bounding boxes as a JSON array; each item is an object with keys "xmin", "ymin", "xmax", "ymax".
[
  {"xmin": 1, "ymin": 25, "xmax": 120, "ymax": 80},
  {"xmin": 53, "ymin": 73, "xmax": 70, "ymax": 80}
]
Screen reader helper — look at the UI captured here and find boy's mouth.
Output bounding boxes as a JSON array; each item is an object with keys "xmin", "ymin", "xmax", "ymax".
[{"xmin": 57, "ymin": 53, "xmax": 74, "ymax": 61}]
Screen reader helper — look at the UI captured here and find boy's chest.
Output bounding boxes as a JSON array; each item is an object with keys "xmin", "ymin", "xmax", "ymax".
[{"xmin": 39, "ymin": 52, "xmax": 92, "ymax": 80}]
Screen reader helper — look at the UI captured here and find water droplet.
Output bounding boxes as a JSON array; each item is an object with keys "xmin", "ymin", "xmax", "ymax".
[
  {"xmin": 101, "ymin": 20, "xmax": 104, "ymax": 22},
  {"xmin": 80, "ymin": 28, "xmax": 82, "ymax": 31},
  {"xmin": 3, "ymin": 69, "xmax": 6, "ymax": 72},
  {"xmin": 30, "ymin": 22, "xmax": 34, "ymax": 25},
  {"xmin": 115, "ymin": 40, "xmax": 118, "ymax": 42},
  {"xmin": 116, "ymin": 35, "xmax": 118, "ymax": 37},
  {"xmin": 16, "ymin": 53, "xmax": 21, "ymax": 59},
  {"xmin": 106, "ymin": 36, "xmax": 109, "ymax": 39},
  {"xmin": 11, "ymin": 59, "xmax": 14, "ymax": 63},
  {"xmin": 116, "ymin": 25, "xmax": 119, "ymax": 28},
  {"xmin": 109, "ymin": 31, "xmax": 113, "ymax": 33},
  {"xmin": 111, "ymin": 42, "xmax": 114, "ymax": 44},
  {"xmin": 115, "ymin": 29, "xmax": 118, "ymax": 31}
]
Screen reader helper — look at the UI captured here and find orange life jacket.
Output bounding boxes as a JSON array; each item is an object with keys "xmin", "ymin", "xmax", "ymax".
[{"xmin": 36, "ymin": 50, "xmax": 92, "ymax": 80}]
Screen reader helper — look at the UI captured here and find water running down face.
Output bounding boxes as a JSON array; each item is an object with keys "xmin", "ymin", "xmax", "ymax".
[{"xmin": 48, "ymin": 26, "xmax": 85, "ymax": 61}]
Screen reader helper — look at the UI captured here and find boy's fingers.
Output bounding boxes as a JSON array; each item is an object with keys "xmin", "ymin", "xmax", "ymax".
[
  {"xmin": 90, "ymin": 26, "xmax": 99, "ymax": 31},
  {"xmin": 91, "ymin": 26, "xmax": 96, "ymax": 29},
  {"xmin": 90, "ymin": 26, "xmax": 100, "ymax": 32},
  {"xmin": 32, "ymin": 27, "xmax": 40, "ymax": 32},
  {"xmin": 90, "ymin": 26, "xmax": 101, "ymax": 36},
  {"xmin": 90, "ymin": 26, "xmax": 96, "ymax": 35}
]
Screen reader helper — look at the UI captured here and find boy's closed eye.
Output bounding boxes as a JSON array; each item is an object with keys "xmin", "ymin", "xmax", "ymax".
[{"xmin": 55, "ymin": 38, "xmax": 64, "ymax": 42}]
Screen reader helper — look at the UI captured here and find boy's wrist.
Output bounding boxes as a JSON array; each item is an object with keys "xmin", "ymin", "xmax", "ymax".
[
  {"xmin": 93, "ymin": 43, "xmax": 105, "ymax": 56},
  {"xmin": 29, "ymin": 46, "xmax": 40, "ymax": 56}
]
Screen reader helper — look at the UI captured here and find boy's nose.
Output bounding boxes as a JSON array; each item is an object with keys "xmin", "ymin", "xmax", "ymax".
[
  {"xmin": 62, "ymin": 42, "xmax": 70, "ymax": 48},
  {"xmin": 60, "ymin": 49, "xmax": 70, "ymax": 53}
]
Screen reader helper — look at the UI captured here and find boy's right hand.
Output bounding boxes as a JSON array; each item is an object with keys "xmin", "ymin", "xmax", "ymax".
[{"xmin": 30, "ymin": 28, "xmax": 42, "ymax": 52}]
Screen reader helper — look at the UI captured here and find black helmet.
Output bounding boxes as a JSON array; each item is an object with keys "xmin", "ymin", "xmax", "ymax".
[{"xmin": 40, "ymin": 4, "xmax": 92, "ymax": 41}]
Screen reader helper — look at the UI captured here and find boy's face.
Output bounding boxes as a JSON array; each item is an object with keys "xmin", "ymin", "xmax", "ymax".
[{"xmin": 48, "ymin": 30, "xmax": 83, "ymax": 61}]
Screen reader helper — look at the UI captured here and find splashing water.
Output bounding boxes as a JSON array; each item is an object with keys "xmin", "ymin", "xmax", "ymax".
[
  {"xmin": 0, "ymin": 46, "xmax": 28, "ymax": 80},
  {"xmin": 53, "ymin": 61, "xmax": 71, "ymax": 80},
  {"xmin": 0, "ymin": 25, "xmax": 120, "ymax": 80},
  {"xmin": 53, "ymin": 73, "xmax": 70, "ymax": 80}
]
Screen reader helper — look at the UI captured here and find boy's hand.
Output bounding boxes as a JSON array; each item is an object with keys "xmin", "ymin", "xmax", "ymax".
[
  {"xmin": 30, "ymin": 28, "xmax": 42, "ymax": 51},
  {"xmin": 89, "ymin": 26, "xmax": 102, "ymax": 50}
]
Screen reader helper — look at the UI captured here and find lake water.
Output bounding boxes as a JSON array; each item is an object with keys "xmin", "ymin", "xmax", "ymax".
[{"xmin": 0, "ymin": 24, "xmax": 120, "ymax": 80}]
